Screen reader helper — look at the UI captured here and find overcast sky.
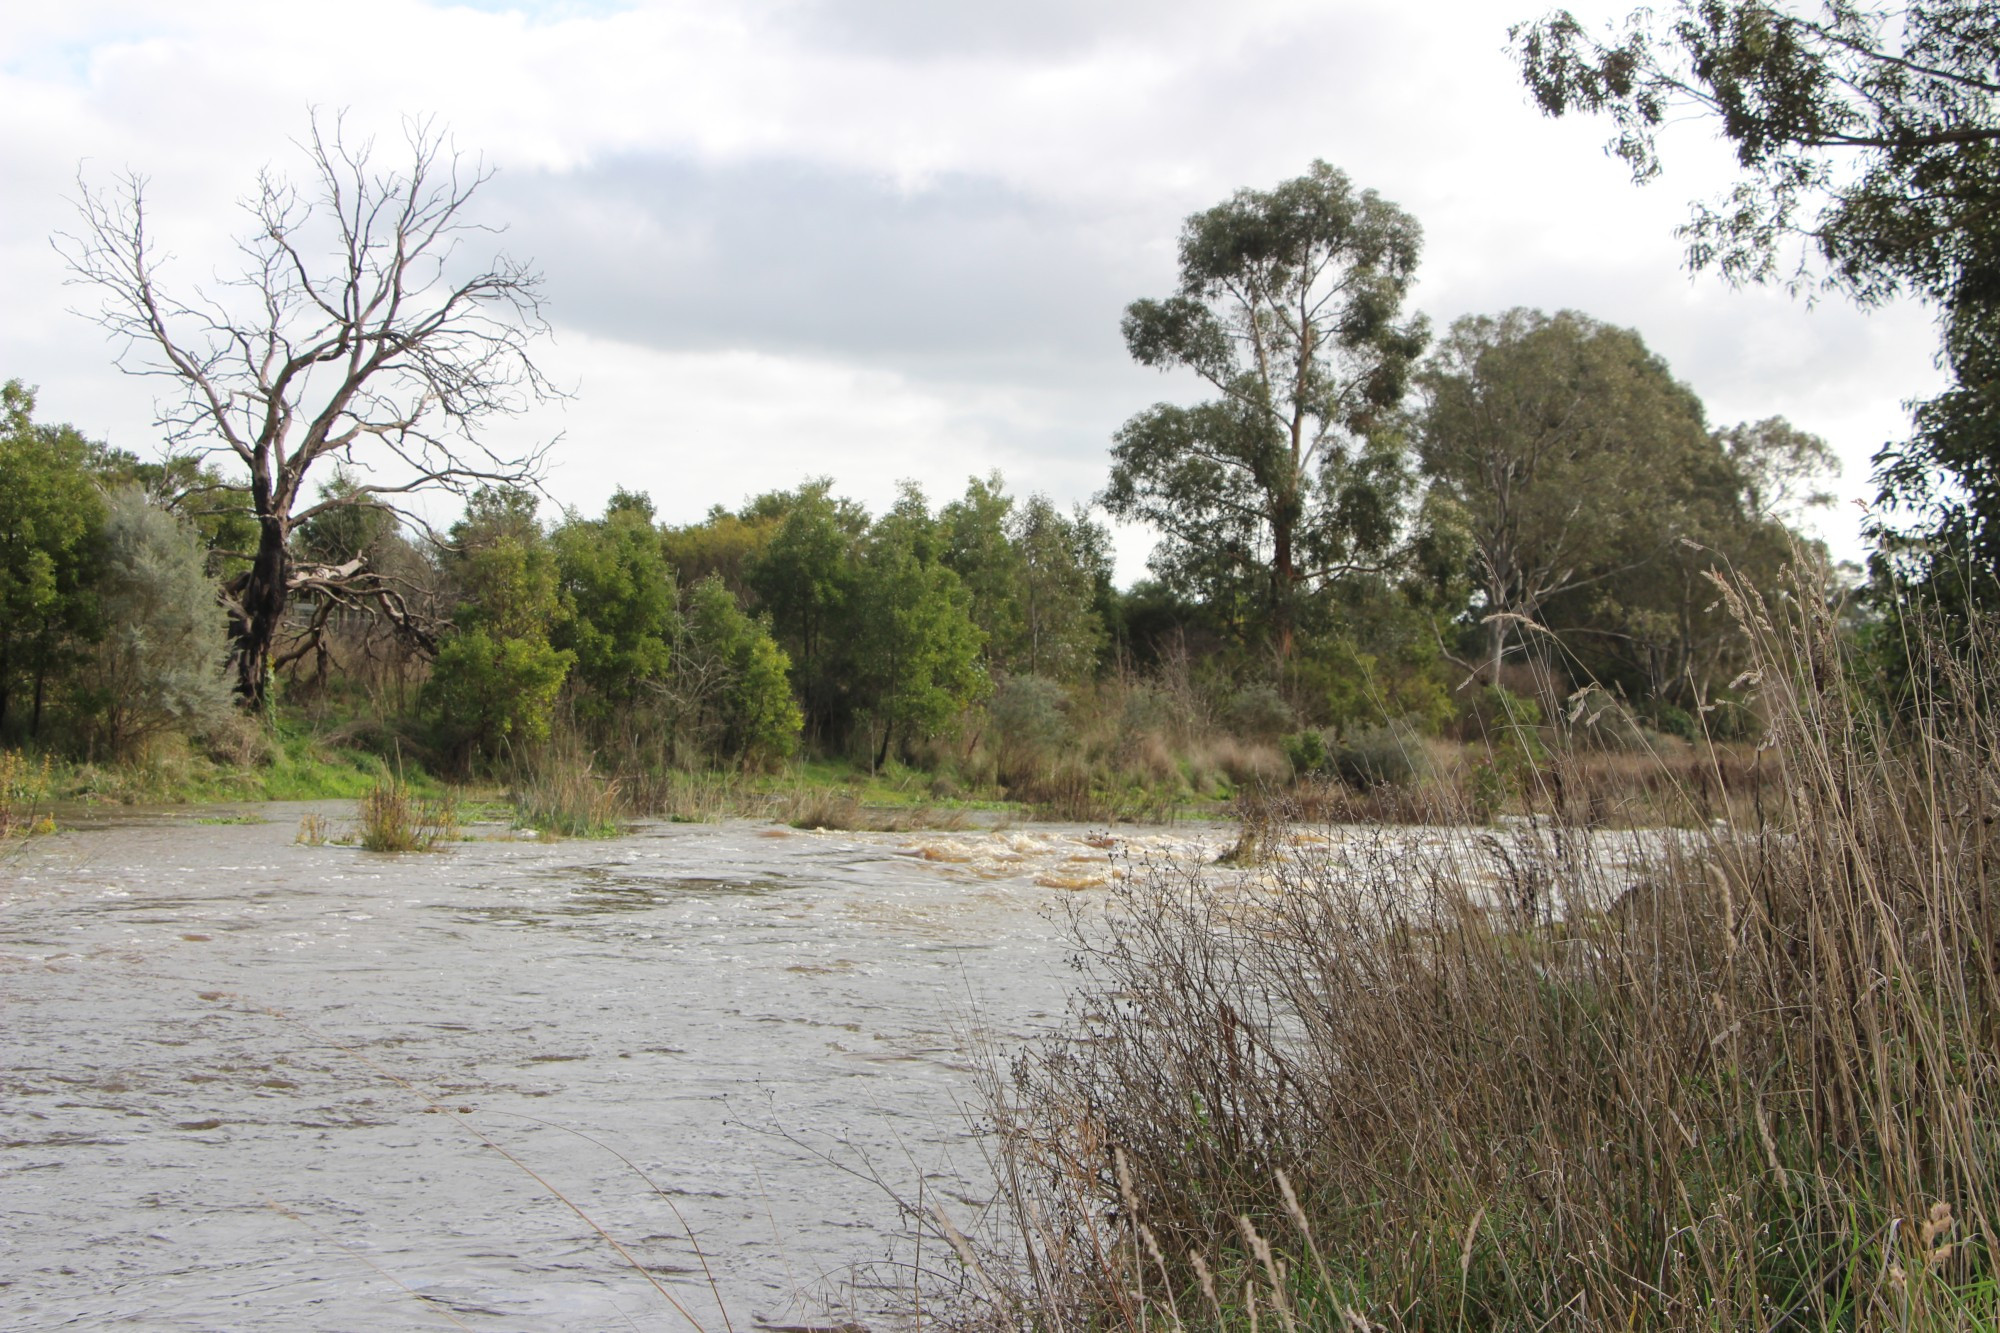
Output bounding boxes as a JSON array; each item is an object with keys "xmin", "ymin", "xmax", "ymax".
[{"xmin": 0, "ymin": 0, "xmax": 1948, "ymax": 578}]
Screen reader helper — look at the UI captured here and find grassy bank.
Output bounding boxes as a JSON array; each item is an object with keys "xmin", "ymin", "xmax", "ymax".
[{"xmin": 931, "ymin": 577, "xmax": 2000, "ymax": 1330}]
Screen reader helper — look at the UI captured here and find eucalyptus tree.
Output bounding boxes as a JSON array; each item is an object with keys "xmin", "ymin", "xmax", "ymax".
[
  {"xmin": 61, "ymin": 111, "xmax": 557, "ymax": 708},
  {"xmin": 1101, "ymin": 161, "xmax": 1429, "ymax": 657},
  {"xmin": 1416, "ymin": 309, "xmax": 1714, "ymax": 681},
  {"xmin": 1512, "ymin": 1, "xmax": 2000, "ymax": 604}
]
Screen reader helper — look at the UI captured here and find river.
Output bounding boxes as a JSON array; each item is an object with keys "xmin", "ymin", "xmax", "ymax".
[{"xmin": 0, "ymin": 804, "xmax": 1245, "ymax": 1331}]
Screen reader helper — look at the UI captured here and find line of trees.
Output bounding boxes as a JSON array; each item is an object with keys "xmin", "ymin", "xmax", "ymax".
[
  {"xmin": 0, "ymin": 274, "xmax": 1841, "ymax": 778},
  {"xmin": 3, "ymin": 109, "xmax": 1877, "ymax": 786}
]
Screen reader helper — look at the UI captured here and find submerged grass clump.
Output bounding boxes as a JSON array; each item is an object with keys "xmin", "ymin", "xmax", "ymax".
[
  {"xmin": 0, "ymin": 751, "xmax": 57, "ymax": 839},
  {"xmin": 930, "ymin": 571, "xmax": 2000, "ymax": 1332},
  {"xmin": 358, "ymin": 775, "xmax": 458, "ymax": 852},
  {"xmin": 512, "ymin": 758, "xmax": 624, "ymax": 839}
]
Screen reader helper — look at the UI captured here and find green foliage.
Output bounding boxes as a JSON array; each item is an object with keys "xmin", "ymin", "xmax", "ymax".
[
  {"xmin": 293, "ymin": 467, "xmax": 395, "ymax": 567},
  {"xmin": 1512, "ymin": 2, "xmax": 2000, "ymax": 611},
  {"xmin": 0, "ymin": 381, "xmax": 107, "ymax": 738},
  {"xmin": 1282, "ymin": 728, "xmax": 1333, "ymax": 778},
  {"xmin": 444, "ymin": 487, "xmax": 563, "ymax": 641},
  {"xmin": 989, "ymin": 674, "xmax": 1071, "ymax": 783},
  {"xmin": 940, "ymin": 473, "xmax": 1026, "ymax": 663},
  {"xmin": 1224, "ymin": 683, "xmax": 1294, "ymax": 740},
  {"xmin": 426, "ymin": 629, "xmax": 572, "ymax": 766},
  {"xmin": 683, "ymin": 574, "xmax": 802, "ymax": 766},
  {"xmin": 1333, "ymin": 719, "xmax": 1430, "ymax": 789},
  {"xmin": 1563, "ymin": 685, "xmax": 1651, "ymax": 751},
  {"xmin": 748, "ymin": 479, "xmax": 867, "ymax": 737},
  {"xmin": 660, "ymin": 504, "xmax": 779, "ymax": 602},
  {"xmin": 426, "ymin": 488, "xmax": 572, "ymax": 768},
  {"xmin": 75, "ymin": 489, "xmax": 233, "ymax": 758},
  {"xmin": 1649, "ymin": 701, "xmax": 1699, "ymax": 742},
  {"xmin": 940, "ymin": 475, "xmax": 1110, "ymax": 682},
  {"xmin": 1102, "ymin": 162, "xmax": 1429, "ymax": 654},
  {"xmin": 850, "ymin": 485, "xmax": 988, "ymax": 766},
  {"xmin": 551, "ymin": 490, "xmax": 677, "ymax": 711},
  {"xmin": 1009, "ymin": 493, "xmax": 1110, "ymax": 681},
  {"xmin": 87, "ymin": 445, "xmax": 256, "ymax": 579},
  {"xmin": 1419, "ymin": 310, "xmax": 1713, "ymax": 673},
  {"xmin": 1420, "ymin": 310, "xmax": 1831, "ymax": 705}
]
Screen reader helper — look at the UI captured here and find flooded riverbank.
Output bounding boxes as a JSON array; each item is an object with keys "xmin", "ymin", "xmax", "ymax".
[{"xmin": 0, "ymin": 806, "xmax": 1242, "ymax": 1330}]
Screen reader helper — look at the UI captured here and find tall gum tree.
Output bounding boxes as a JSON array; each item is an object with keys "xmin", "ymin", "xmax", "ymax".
[
  {"xmin": 60, "ymin": 111, "xmax": 558, "ymax": 708},
  {"xmin": 1512, "ymin": 1, "xmax": 2000, "ymax": 603},
  {"xmin": 1417, "ymin": 309, "xmax": 1714, "ymax": 682},
  {"xmin": 1101, "ymin": 161, "xmax": 1429, "ymax": 659}
]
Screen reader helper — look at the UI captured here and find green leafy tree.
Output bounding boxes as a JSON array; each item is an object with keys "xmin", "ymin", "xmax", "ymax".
[
  {"xmin": 426, "ymin": 488, "xmax": 571, "ymax": 768},
  {"xmin": 682, "ymin": 575, "xmax": 802, "ymax": 766},
  {"xmin": 937, "ymin": 476, "xmax": 1109, "ymax": 682},
  {"xmin": 1102, "ymin": 161, "xmax": 1429, "ymax": 657},
  {"xmin": 0, "ymin": 381, "xmax": 106, "ymax": 738},
  {"xmin": 1512, "ymin": 1, "xmax": 2000, "ymax": 605},
  {"xmin": 1416, "ymin": 309, "xmax": 1716, "ymax": 681},
  {"xmin": 1010, "ymin": 494, "xmax": 1111, "ymax": 682},
  {"xmin": 748, "ymin": 480, "xmax": 868, "ymax": 739},
  {"xmin": 76, "ymin": 489, "xmax": 232, "ymax": 757},
  {"xmin": 1547, "ymin": 423, "xmax": 1830, "ymax": 707},
  {"xmin": 941, "ymin": 474, "xmax": 1028, "ymax": 666},
  {"xmin": 852, "ymin": 486, "xmax": 987, "ymax": 768},
  {"xmin": 550, "ymin": 490, "xmax": 677, "ymax": 716},
  {"xmin": 661, "ymin": 505, "xmax": 782, "ymax": 603}
]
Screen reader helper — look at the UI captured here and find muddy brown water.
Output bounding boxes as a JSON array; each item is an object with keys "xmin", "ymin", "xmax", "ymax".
[{"xmin": 0, "ymin": 805, "xmax": 1241, "ymax": 1331}]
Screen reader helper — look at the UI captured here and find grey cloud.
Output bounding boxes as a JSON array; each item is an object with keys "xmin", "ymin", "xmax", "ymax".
[
  {"xmin": 784, "ymin": 0, "xmax": 1218, "ymax": 59},
  {"xmin": 488, "ymin": 154, "xmax": 1154, "ymax": 384}
]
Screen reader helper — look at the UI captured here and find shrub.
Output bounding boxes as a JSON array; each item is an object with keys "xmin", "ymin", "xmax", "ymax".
[
  {"xmin": 424, "ymin": 629, "xmax": 571, "ymax": 770},
  {"xmin": 1332, "ymin": 719, "xmax": 1429, "ymax": 789},
  {"xmin": 75, "ymin": 489, "xmax": 233, "ymax": 758},
  {"xmin": 1281, "ymin": 728, "xmax": 1331, "ymax": 779},
  {"xmin": 1562, "ymin": 685, "xmax": 1648, "ymax": 751},
  {"xmin": 1648, "ymin": 699, "xmax": 1699, "ymax": 741},
  {"xmin": 990, "ymin": 674, "xmax": 1070, "ymax": 783},
  {"xmin": 1223, "ymin": 682, "xmax": 1293, "ymax": 740}
]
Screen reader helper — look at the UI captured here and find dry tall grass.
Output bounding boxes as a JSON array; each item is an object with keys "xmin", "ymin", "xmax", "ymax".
[
  {"xmin": 934, "ymin": 572, "xmax": 2000, "ymax": 1330},
  {"xmin": 358, "ymin": 774, "xmax": 458, "ymax": 852}
]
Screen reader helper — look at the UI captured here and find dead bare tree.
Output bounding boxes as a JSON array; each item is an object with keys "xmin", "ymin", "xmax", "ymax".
[{"xmin": 60, "ymin": 110, "xmax": 558, "ymax": 708}]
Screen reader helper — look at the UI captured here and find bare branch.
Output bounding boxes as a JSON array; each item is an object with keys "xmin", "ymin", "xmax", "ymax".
[{"xmin": 60, "ymin": 108, "xmax": 562, "ymax": 707}]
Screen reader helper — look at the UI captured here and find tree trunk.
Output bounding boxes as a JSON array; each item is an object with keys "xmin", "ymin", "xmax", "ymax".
[
  {"xmin": 230, "ymin": 517, "xmax": 291, "ymax": 710},
  {"xmin": 1272, "ymin": 513, "xmax": 1296, "ymax": 661}
]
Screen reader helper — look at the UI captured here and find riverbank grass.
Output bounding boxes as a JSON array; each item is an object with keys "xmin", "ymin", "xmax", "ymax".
[{"xmin": 943, "ymin": 578, "xmax": 2000, "ymax": 1332}]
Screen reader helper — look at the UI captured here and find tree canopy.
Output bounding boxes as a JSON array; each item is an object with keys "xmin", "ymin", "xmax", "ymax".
[
  {"xmin": 1102, "ymin": 161, "xmax": 1430, "ymax": 657},
  {"xmin": 1512, "ymin": 0, "xmax": 2000, "ymax": 603}
]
